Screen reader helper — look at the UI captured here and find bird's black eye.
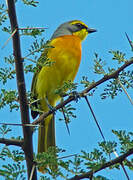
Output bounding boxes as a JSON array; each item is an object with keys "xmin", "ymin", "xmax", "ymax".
[
  {"xmin": 75, "ymin": 23, "xmax": 87, "ymax": 30},
  {"xmin": 76, "ymin": 23, "xmax": 83, "ymax": 28}
]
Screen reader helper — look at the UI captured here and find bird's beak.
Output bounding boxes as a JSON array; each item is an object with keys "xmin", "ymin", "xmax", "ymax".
[{"xmin": 87, "ymin": 28, "xmax": 97, "ymax": 33}]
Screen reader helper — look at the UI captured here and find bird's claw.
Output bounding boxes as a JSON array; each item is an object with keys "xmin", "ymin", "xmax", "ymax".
[
  {"xmin": 70, "ymin": 91, "xmax": 80, "ymax": 103},
  {"xmin": 45, "ymin": 97, "xmax": 56, "ymax": 114},
  {"xmin": 47, "ymin": 104, "xmax": 56, "ymax": 114}
]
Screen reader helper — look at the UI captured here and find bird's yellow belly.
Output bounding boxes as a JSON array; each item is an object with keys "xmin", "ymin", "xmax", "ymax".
[{"xmin": 36, "ymin": 36, "xmax": 81, "ymax": 107}]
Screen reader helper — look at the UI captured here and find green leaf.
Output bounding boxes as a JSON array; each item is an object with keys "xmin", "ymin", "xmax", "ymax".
[
  {"xmin": 59, "ymin": 104, "xmax": 76, "ymax": 123},
  {"xmin": 99, "ymin": 141, "xmax": 117, "ymax": 155},
  {"xmin": 0, "ymin": 4, "xmax": 8, "ymax": 26},
  {"xmin": 55, "ymin": 80, "xmax": 78, "ymax": 96},
  {"xmin": 93, "ymin": 175, "xmax": 111, "ymax": 180},
  {"xmin": 93, "ymin": 53, "xmax": 106, "ymax": 75},
  {"xmin": 20, "ymin": 27, "xmax": 45, "ymax": 38},
  {"xmin": 22, "ymin": 0, "xmax": 39, "ymax": 7},
  {"xmin": 0, "ymin": 67, "xmax": 15, "ymax": 84},
  {"xmin": 109, "ymin": 50, "xmax": 126, "ymax": 64},
  {"xmin": 0, "ymin": 124, "xmax": 11, "ymax": 137},
  {"xmin": 0, "ymin": 89, "xmax": 19, "ymax": 111},
  {"xmin": 0, "ymin": 147, "xmax": 25, "ymax": 179},
  {"xmin": 101, "ymin": 79, "xmax": 122, "ymax": 99},
  {"xmin": 112, "ymin": 130, "xmax": 133, "ymax": 152}
]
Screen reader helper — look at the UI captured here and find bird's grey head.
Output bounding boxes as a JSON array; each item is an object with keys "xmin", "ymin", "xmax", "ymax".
[{"xmin": 51, "ymin": 20, "xmax": 96, "ymax": 40}]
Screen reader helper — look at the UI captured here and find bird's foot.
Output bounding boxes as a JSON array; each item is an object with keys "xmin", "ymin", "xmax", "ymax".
[
  {"xmin": 45, "ymin": 97, "xmax": 56, "ymax": 114},
  {"xmin": 70, "ymin": 91, "xmax": 80, "ymax": 103},
  {"xmin": 47, "ymin": 103, "xmax": 56, "ymax": 114}
]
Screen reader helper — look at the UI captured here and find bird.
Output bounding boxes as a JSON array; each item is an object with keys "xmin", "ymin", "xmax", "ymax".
[{"xmin": 31, "ymin": 20, "xmax": 96, "ymax": 171}]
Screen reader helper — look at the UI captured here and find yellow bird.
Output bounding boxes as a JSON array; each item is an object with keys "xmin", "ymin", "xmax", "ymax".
[{"xmin": 31, "ymin": 20, "xmax": 96, "ymax": 161}]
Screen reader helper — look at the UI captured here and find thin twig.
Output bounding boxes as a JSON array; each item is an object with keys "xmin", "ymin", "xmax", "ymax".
[
  {"xmin": 117, "ymin": 78, "xmax": 133, "ymax": 105},
  {"xmin": 23, "ymin": 46, "xmax": 45, "ymax": 59},
  {"xmin": 23, "ymin": 57, "xmax": 38, "ymax": 64}
]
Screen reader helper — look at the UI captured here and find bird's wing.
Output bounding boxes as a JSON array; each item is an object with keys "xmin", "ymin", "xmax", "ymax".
[{"xmin": 31, "ymin": 41, "xmax": 50, "ymax": 119}]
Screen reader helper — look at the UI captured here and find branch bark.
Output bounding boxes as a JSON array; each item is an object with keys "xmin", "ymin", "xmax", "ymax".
[
  {"xmin": 7, "ymin": 1, "xmax": 37, "ymax": 179},
  {"xmin": 32, "ymin": 58, "xmax": 133, "ymax": 125},
  {"xmin": 68, "ymin": 148, "xmax": 133, "ymax": 180},
  {"xmin": 0, "ymin": 138, "xmax": 23, "ymax": 147}
]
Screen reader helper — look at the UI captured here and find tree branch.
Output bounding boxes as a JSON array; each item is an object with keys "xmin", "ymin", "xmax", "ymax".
[
  {"xmin": 81, "ymin": 58, "xmax": 133, "ymax": 95},
  {"xmin": 68, "ymin": 148, "xmax": 133, "ymax": 180},
  {"xmin": 0, "ymin": 138, "xmax": 23, "ymax": 147},
  {"xmin": 32, "ymin": 58, "xmax": 133, "ymax": 125},
  {"xmin": 7, "ymin": 1, "xmax": 37, "ymax": 179}
]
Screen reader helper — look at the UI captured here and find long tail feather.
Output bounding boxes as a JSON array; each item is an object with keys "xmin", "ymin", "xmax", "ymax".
[{"xmin": 38, "ymin": 114, "xmax": 55, "ymax": 153}]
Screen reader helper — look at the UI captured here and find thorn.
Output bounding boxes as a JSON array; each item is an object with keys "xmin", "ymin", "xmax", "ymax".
[
  {"xmin": 84, "ymin": 96, "xmax": 106, "ymax": 141},
  {"xmin": 121, "ymin": 162, "xmax": 130, "ymax": 180},
  {"xmin": 2, "ymin": 28, "xmax": 17, "ymax": 49},
  {"xmin": 29, "ymin": 164, "xmax": 36, "ymax": 180},
  {"xmin": 61, "ymin": 107, "xmax": 70, "ymax": 135},
  {"xmin": 125, "ymin": 32, "xmax": 133, "ymax": 51},
  {"xmin": 58, "ymin": 153, "xmax": 77, "ymax": 160},
  {"xmin": 117, "ymin": 78, "xmax": 133, "ymax": 105},
  {"xmin": 18, "ymin": 27, "xmax": 48, "ymax": 30},
  {"xmin": 0, "ymin": 122, "xmax": 41, "ymax": 127}
]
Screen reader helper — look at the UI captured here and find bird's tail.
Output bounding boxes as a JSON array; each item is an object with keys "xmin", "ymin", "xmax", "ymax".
[
  {"xmin": 38, "ymin": 113, "xmax": 56, "ymax": 173},
  {"xmin": 38, "ymin": 114, "xmax": 55, "ymax": 153}
]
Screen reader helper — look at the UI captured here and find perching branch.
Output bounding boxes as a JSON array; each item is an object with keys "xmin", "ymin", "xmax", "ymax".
[
  {"xmin": 7, "ymin": 1, "xmax": 37, "ymax": 179},
  {"xmin": 68, "ymin": 148, "xmax": 133, "ymax": 180},
  {"xmin": 0, "ymin": 138, "xmax": 23, "ymax": 147},
  {"xmin": 32, "ymin": 58, "xmax": 133, "ymax": 125},
  {"xmin": 81, "ymin": 58, "xmax": 133, "ymax": 95}
]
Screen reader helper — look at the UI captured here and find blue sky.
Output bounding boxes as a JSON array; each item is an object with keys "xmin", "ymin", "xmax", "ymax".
[{"xmin": 0, "ymin": 0, "xmax": 133, "ymax": 179}]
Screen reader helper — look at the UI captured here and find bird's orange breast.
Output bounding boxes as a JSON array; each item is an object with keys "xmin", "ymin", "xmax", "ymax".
[{"xmin": 48, "ymin": 35, "xmax": 82, "ymax": 80}]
